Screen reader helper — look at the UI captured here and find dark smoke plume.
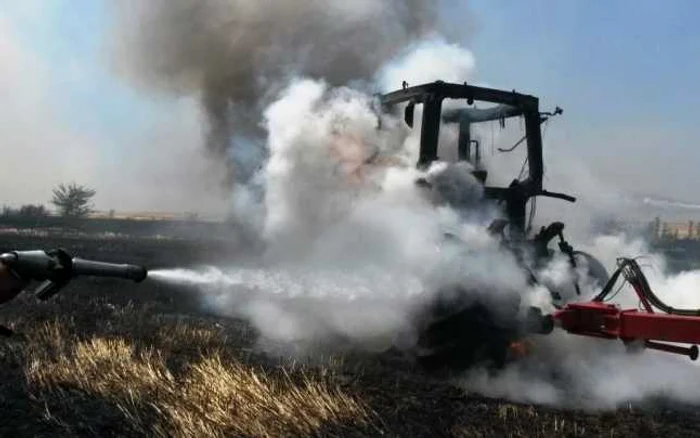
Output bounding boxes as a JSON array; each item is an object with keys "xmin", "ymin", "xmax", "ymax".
[{"xmin": 109, "ymin": 0, "xmax": 443, "ymax": 189}]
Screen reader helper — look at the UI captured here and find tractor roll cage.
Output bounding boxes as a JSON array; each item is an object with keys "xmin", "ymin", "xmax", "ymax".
[{"xmin": 380, "ymin": 80, "xmax": 574, "ymax": 236}]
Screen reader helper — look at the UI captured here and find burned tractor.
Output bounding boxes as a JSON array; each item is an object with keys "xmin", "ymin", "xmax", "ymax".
[{"xmin": 379, "ymin": 81, "xmax": 609, "ymax": 372}]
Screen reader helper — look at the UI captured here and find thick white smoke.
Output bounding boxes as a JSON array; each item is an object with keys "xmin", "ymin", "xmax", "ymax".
[
  {"xmin": 378, "ymin": 37, "xmax": 477, "ymax": 92},
  {"xmin": 260, "ymin": 79, "xmax": 408, "ymax": 253}
]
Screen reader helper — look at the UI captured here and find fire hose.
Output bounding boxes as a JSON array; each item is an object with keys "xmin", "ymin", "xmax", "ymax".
[{"xmin": 554, "ymin": 257, "xmax": 700, "ymax": 360}]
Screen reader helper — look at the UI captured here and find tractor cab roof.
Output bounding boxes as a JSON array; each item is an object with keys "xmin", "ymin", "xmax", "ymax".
[
  {"xmin": 379, "ymin": 80, "xmax": 543, "ymax": 191},
  {"xmin": 379, "ymin": 80, "xmax": 572, "ymax": 235}
]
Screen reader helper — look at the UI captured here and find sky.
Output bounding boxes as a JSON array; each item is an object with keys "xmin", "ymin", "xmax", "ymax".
[
  {"xmin": 1, "ymin": 0, "xmax": 699, "ymax": 213},
  {"xmin": 460, "ymin": 1, "xmax": 700, "ymax": 199}
]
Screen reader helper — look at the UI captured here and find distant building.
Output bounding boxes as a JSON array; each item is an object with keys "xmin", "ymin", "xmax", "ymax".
[{"xmin": 651, "ymin": 218, "xmax": 700, "ymax": 241}]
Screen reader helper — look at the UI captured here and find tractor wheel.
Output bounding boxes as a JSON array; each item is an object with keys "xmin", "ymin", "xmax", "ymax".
[{"xmin": 413, "ymin": 287, "xmax": 521, "ymax": 374}]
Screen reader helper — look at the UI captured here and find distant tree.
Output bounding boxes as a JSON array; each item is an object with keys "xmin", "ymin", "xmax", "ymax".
[
  {"xmin": 51, "ymin": 183, "xmax": 96, "ymax": 218},
  {"xmin": 0, "ymin": 204, "xmax": 49, "ymax": 218},
  {"xmin": 17, "ymin": 204, "xmax": 50, "ymax": 218}
]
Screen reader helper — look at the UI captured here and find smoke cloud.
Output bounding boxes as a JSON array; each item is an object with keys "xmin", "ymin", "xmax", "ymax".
[{"xmin": 109, "ymin": 0, "xmax": 444, "ymax": 191}]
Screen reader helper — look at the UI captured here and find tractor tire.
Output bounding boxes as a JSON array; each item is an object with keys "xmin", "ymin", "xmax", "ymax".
[{"xmin": 413, "ymin": 287, "xmax": 521, "ymax": 374}]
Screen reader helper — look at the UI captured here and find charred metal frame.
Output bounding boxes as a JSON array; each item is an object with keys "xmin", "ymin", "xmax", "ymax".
[{"xmin": 380, "ymin": 81, "xmax": 574, "ymax": 236}]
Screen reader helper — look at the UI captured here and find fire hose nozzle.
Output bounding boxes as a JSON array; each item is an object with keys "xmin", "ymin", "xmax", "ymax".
[
  {"xmin": 0, "ymin": 248, "xmax": 148, "ymax": 300},
  {"xmin": 71, "ymin": 258, "xmax": 148, "ymax": 282}
]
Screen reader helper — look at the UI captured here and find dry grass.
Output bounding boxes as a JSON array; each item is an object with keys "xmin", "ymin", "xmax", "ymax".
[{"xmin": 21, "ymin": 319, "xmax": 373, "ymax": 438}]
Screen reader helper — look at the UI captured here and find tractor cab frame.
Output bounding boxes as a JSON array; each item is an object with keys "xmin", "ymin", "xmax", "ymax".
[{"xmin": 380, "ymin": 80, "xmax": 574, "ymax": 238}]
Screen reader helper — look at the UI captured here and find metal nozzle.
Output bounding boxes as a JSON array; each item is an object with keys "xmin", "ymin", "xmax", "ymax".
[
  {"xmin": 71, "ymin": 258, "xmax": 148, "ymax": 282},
  {"xmin": 0, "ymin": 249, "xmax": 148, "ymax": 302},
  {"xmin": 125, "ymin": 265, "xmax": 148, "ymax": 282}
]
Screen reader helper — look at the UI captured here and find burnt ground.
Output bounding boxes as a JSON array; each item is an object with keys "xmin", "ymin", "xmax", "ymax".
[{"xmin": 1, "ymin": 230, "xmax": 700, "ymax": 437}]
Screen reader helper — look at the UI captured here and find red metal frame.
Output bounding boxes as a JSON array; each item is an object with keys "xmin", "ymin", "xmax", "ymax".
[{"xmin": 554, "ymin": 301, "xmax": 700, "ymax": 360}]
